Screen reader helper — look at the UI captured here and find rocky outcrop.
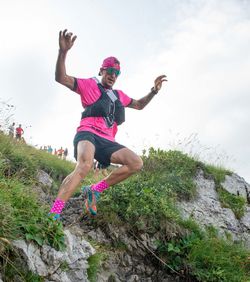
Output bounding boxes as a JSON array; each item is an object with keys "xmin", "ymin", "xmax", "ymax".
[
  {"xmin": 222, "ymin": 173, "xmax": 250, "ymax": 203},
  {"xmin": 61, "ymin": 199, "xmax": 185, "ymax": 282},
  {"xmin": 37, "ymin": 170, "xmax": 53, "ymax": 188},
  {"xmin": 12, "ymin": 228, "xmax": 95, "ymax": 282},
  {"xmin": 178, "ymin": 169, "xmax": 250, "ymax": 247},
  {"xmin": 28, "ymin": 168, "xmax": 249, "ymax": 281},
  {"xmin": 31, "ymin": 169, "xmax": 54, "ymax": 205}
]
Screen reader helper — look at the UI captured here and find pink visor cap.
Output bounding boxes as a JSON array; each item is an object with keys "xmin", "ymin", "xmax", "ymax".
[{"xmin": 99, "ymin": 56, "xmax": 120, "ymax": 75}]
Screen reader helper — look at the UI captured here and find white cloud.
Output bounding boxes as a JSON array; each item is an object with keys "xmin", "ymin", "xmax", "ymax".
[
  {"xmin": 1, "ymin": 0, "xmax": 250, "ymax": 182},
  {"xmin": 120, "ymin": 0, "xmax": 250, "ymax": 181}
]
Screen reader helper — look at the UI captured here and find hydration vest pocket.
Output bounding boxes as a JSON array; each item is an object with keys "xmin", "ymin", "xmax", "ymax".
[
  {"xmin": 114, "ymin": 102, "xmax": 125, "ymax": 125},
  {"xmin": 81, "ymin": 96, "xmax": 111, "ymax": 119}
]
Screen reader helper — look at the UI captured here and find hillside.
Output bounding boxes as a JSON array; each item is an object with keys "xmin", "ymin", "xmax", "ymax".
[{"xmin": 0, "ymin": 132, "xmax": 249, "ymax": 282}]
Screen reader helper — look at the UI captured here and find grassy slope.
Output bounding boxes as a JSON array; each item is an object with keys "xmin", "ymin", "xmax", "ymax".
[{"xmin": 0, "ymin": 133, "xmax": 249, "ymax": 281}]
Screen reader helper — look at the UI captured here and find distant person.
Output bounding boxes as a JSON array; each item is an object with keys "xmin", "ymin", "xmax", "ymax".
[
  {"xmin": 48, "ymin": 145, "xmax": 53, "ymax": 154},
  {"xmin": 57, "ymin": 147, "xmax": 64, "ymax": 159},
  {"xmin": 15, "ymin": 124, "xmax": 24, "ymax": 141},
  {"xmin": 8, "ymin": 122, "xmax": 15, "ymax": 138},
  {"xmin": 54, "ymin": 148, "xmax": 57, "ymax": 155},
  {"xmin": 49, "ymin": 29, "xmax": 167, "ymax": 220},
  {"xmin": 63, "ymin": 148, "xmax": 68, "ymax": 160}
]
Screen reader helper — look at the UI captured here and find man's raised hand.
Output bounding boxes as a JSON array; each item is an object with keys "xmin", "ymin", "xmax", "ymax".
[
  {"xmin": 154, "ymin": 75, "xmax": 167, "ymax": 93},
  {"xmin": 59, "ymin": 29, "xmax": 77, "ymax": 52}
]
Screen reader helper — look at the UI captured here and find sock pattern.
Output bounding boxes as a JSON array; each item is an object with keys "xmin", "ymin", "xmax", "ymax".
[
  {"xmin": 50, "ymin": 198, "xmax": 65, "ymax": 214},
  {"xmin": 91, "ymin": 179, "xmax": 109, "ymax": 193}
]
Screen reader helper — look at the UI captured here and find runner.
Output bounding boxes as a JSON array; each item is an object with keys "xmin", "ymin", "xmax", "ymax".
[
  {"xmin": 57, "ymin": 147, "xmax": 64, "ymax": 159},
  {"xmin": 15, "ymin": 124, "xmax": 24, "ymax": 141},
  {"xmin": 47, "ymin": 145, "xmax": 53, "ymax": 154},
  {"xmin": 8, "ymin": 122, "xmax": 15, "ymax": 138},
  {"xmin": 49, "ymin": 29, "xmax": 167, "ymax": 219}
]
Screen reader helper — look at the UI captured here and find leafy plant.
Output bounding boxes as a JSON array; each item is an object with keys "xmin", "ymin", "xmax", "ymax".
[
  {"xmin": 0, "ymin": 178, "xmax": 65, "ymax": 251},
  {"xmin": 156, "ymin": 232, "xmax": 201, "ymax": 272}
]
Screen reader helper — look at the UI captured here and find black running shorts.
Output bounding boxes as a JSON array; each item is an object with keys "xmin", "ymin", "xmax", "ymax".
[{"xmin": 73, "ymin": 131, "xmax": 125, "ymax": 167}]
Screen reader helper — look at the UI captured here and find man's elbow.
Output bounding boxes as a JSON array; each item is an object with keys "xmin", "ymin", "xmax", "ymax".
[
  {"xmin": 55, "ymin": 73, "xmax": 61, "ymax": 83},
  {"xmin": 54, "ymin": 74, "xmax": 74, "ymax": 90},
  {"xmin": 133, "ymin": 101, "xmax": 143, "ymax": 110},
  {"xmin": 137, "ymin": 103, "xmax": 144, "ymax": 110},
  {"xmin": 55, "ymin": 74, "xmax": 65, "ymax": 85}
]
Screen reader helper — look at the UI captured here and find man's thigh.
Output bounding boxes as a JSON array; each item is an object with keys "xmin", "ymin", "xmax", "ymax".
[
  {"xmin": 74, "ymin": 131, "xmax": 96, "ymax": 160},
  {"xmin": 95, "ymin": 137, "xmax": 125, "ymax": 167},
  {"xmin": 110, "ymin": 147, "xmax": 141, "ymax": 165},
  {"xmin": 77, "ymin": 140, "xmax": 95, "ymax": 164}
]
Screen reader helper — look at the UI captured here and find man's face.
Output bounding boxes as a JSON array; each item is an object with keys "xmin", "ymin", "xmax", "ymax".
[{"xmin": 101, "ymin": 67, "xmax": 120, "ymax": 88}]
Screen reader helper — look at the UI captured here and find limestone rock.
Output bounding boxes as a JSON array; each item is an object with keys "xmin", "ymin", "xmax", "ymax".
[
  {"xmin": 222, "ymin": 173, "xmax": 250, "ymax": 200},
  {"xmin": 241, "ymin": 207, "xmax": 250, "ymax": 229},
  {"xmin": 34, "ymin": 170, "xmax": 54, "ymax": 204},
  {"xmin": 178, "ymin": 169, "xmax": 250, "ymax": 247},
  {"xmin": 12, "ymin": 228, "xmax": 95, "ymax": 282},
  {"xmin": 12, "ymin": 239, "xmax": 48, "ymax": 276},
  {"xmin": 37, "ymin": 170, "xmax": 53, "ymax": 188}
]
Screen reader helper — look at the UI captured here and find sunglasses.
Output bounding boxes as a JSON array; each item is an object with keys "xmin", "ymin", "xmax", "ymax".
[{"xmin": 105, "ymin": 67, "xmax": 121, "ymax": 77}]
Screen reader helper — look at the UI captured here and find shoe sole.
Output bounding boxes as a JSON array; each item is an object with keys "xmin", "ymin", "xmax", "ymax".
[{"xmin": 82, "ymin": 186, "xmax": 97, "ymax": 216}]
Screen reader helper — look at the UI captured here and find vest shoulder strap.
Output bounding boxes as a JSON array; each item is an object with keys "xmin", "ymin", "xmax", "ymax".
[{"xmin": 92, "ymin": 77, "xmax": 118, "ymax": 103}]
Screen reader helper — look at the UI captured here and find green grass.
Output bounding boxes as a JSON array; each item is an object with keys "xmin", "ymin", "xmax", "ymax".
[
  {"xmin": 188, "ymin": 236, "xmax": 250, "ymax": 282},
  {"xmin": 200, "ymin": 160, "xmax": 246, "ymax": 219},
  {"xmin": 143, "ymin": 148, "xmax": 199, "ymax": 200},
  {"xmin": 1, "ymin": 258, "xmax": 45, "ymax": 282},
  {"xmin": 99, "ymin": 149, "xmax": 199, "ymax": 233},
  {"xmin": 87, "ymin": 253, "xmax": 105, "ymax": 282},
  {"xmin": 0, "ymin": 133, "xmax": 73, "ymax": 280},
  {"xmin": 97, "ymin": 147, "xmax": 250, "ymax": 280},
  {"xmin": 0, "ymin": 177, "xmax": 65, "ymax": 250},
  {"xmin": 202, "ymin": 163, "xmax": 232, "ymax": 184},
  {"xmin": 0, "ymin": 133, "xmax": 74, "ymax": 183},
  {"xmin": 218, "ymin": 187, "xmax": 246, "ymax": 219},
  {"xmin": 156, "ymin": 231, "xmax": 250, "ymax": 281},
  {"xmin": 0, "ymin": 134, "xmax": 249, "ymax": 282}
]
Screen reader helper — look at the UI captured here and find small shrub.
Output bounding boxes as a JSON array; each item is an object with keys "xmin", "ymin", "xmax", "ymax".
[
  {"xmin": 188, "ymin": 237, "xmax": 250, "ymax": 282},
  {"xmin": 87, "ymin": 253, "xmax": 105, "ymax": 282},
  {"xmin": 0, "ymin": 178, "xmax": 65, "ymax": 251},
  {"xmin": 218, "ymin": 187, "xmax": 246, "ymax": 219},
  {"xmin": 156, "ymin": 232, "xmax": 201, "ymax": 272}
]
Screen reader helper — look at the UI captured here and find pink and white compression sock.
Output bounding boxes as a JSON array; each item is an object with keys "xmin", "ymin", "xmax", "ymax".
[
  {"xmin": 91, "ymin": 179, "xmax": 109, "ymax": 193},
  {"xmin": 50, "ymin": 198, "xmax": 65, "ymax": 214}
]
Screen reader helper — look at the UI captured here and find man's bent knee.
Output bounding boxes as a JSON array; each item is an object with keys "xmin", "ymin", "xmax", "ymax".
[
  {"xmin": 75, "ymin": 161, "xmax": 92, "ymax": 179},
  {"xmin": 129, "ymin": 157, "xmax": 143, "ymax": 173}
]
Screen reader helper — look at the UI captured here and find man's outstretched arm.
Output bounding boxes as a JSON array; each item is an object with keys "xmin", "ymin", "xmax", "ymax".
[
  {"xmin": 128, "ymin": 75, "xmax": 167, "ymax": 110},
  {"xmin": 55, "ymin": 29, "xmax": 77, "ymax": 90}
]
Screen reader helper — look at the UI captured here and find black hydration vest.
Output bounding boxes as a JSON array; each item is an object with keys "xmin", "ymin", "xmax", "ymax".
[{"xmin": 81, "ymin": 79, "xmax": 125, "ymax": 128}]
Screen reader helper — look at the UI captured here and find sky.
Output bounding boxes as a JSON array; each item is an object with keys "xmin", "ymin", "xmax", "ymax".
[{"xmin": 0, "ymin": 0, "xmax": 250, "ymax": 183}]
